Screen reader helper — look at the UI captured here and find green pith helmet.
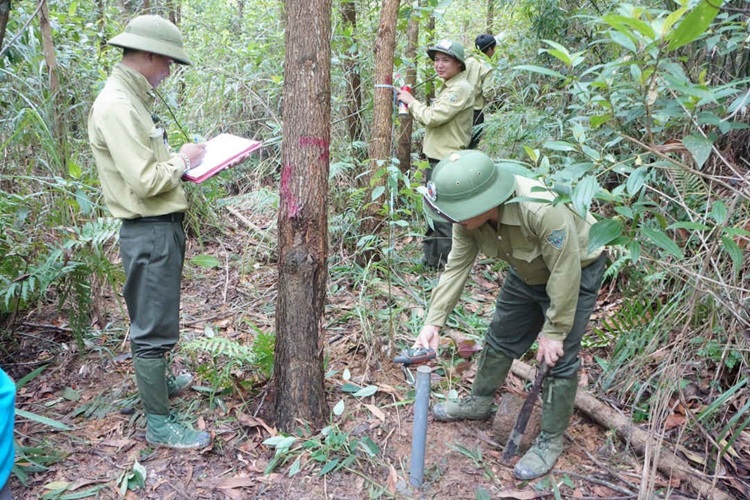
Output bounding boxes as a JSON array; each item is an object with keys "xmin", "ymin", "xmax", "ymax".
[
  {"xmin": 427, "ymin": 39, "xmax": 466, "ymax": 66},
  {"xmin": 108, "ymin": 15, "xmax": 191, "ymax": 65},
  {"xmin": 421, "ymin": 150, "xmax": 516, "ymax": 223}
]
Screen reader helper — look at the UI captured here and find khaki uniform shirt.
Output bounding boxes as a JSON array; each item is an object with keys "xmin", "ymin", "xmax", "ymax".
[
  {"xmin": 464, "ymin": 56, "xmax": 495, "ymax": 110},
  {"xmin": 425, "ymin": 176, "xmax": 603, "ymax": 341},
  {"xmin": 409, "ymin": 71, "xmax": 474, "ymax": 160},
  {"xmin": 88, "ymin": 63, "xmax": 188, "ymax": 219}
]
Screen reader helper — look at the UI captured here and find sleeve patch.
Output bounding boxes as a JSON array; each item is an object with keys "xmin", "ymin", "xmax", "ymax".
[
  {"xmin": 448, "ymin": 93, "xmax": 458, "ymax": 103},
  {"xmin": 546, "ymin": 228, "xmax": 566, "ymax": 250}
]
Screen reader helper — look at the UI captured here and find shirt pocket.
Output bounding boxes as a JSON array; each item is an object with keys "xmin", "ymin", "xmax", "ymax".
[{"xmin": 149, "ymin": 127, "xmax": 170, "ymax": 162}]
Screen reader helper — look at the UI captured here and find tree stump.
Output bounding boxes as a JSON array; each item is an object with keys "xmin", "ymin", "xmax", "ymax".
[{"xmin": 492, "ymin": 392, "xmax": 542, "ymax": 453}]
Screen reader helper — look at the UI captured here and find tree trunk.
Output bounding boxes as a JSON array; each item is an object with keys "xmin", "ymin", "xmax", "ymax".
[
  {"xmin": 359, "ymin": 0, "xmax": 400, "ymax": 251},
  {"xmin": 166, "ymin": 0, "xmax": 179, "ymax": 26},
  {"xmin": 0, "ymin": 0, "xmax": 10, "ymax": 54},
  {"xmin": 340, "ymin": 0, "xmax": 363, "ymax": 146},
  {"xmin": 274, "ymin": 0, "xmax": 331, "ymax": 432},
  {"xmin": 486, "ymin": 0, "xmax": 493, "ymax": 34},
  {"xmin": 37, "ymin": 0, "xmax": 66, "ymax": 170},
  {"xmin": 396, "ymin": 3, "xmax": 418, "ymax": 175}
]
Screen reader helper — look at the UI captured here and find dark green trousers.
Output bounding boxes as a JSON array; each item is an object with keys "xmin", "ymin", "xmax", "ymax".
[
  {"xmin": 423, "ymin": 159, "xmax": 452, "ymax": 268},
  {"xmin": 485, "ymin": 253, "xmax": 607, "ymax": 379},
  {"xmin": 120, "ymin": 217, "xmax": 185, "ymax": 359}
]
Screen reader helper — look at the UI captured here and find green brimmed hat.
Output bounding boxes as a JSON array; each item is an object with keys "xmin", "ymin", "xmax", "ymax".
[
  {"xmin": 427, "ymin": 39, "xmax": 466, "ymax": 69},
  {"xmin": 420, "ymin": 150, "xmax": 516, "ymax": 223},
  {"xmin": 109, "ymin": 15, "xmax": 191, "ymax": 65}
]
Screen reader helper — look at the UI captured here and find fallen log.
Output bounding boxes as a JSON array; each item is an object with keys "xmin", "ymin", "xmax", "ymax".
[{"xmin": 510, "ymin": 360, "xmax": 730, "ymax": 500}]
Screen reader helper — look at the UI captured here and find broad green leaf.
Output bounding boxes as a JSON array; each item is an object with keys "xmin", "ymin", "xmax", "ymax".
[
  {"xmin": 544, "ymin": 49, "xmax": 571, "ymax": 66},
  {"xmin": 190, "ymin": 255, "xmax": 222, "ymax": 268},
  {"xmin": 590, "ymin": 114, "xmax": 612, "ymax": 128},
  {"xmin": 720, "ymin": 236, "xmax": 744, "ymax": 277},
  {"xmin": 16, "ymin": 409, "xmax": 72, "ymax": 430},
  {"xmin": 572, "ymin": 176, "xmax": 599, "ymax": 218},
  {"xmin": 667, "ymin": 221, "xmax": 710, "ymax": 231},
  {"xmin": 340, "ymin": 382, "xmax": 362, "ymax": 393},
  {"xmin": 588, "ymin": 218, "xmax": 623, "ymax": 253},
  {"xmin": 62, "ymin": 387, "xmax": 80, "ymax": 401},
  {"xmin": 602, "ymin": 14, "xmax": 656, "ymax": 40},
  {"xmin": 514, "ymin": 64, "xmax": 564, "ymax": 79},
  {"xmin": 353, "ymin": 385, "xmax": 378, "ymax": 398},
  {"xmin": 333, "ymin": 399, "xmax": 345, "ymax": 416},
  {"xmin": 626, "ymin": 166, "xmax": 649, "ymax": 196},
  {"xmin": 608, "ymin": 31, "xmax": 637, "ymax": 53},
  {"xmin": 43, "ymin": 481, "xmax": 71, "ymax": 491},
  {"xmin": 544, "ymin": 140, "xmax": 577, "ymax": 152},
  {"xmin": 641, "ymin": 227, "xmax": 685, "ymax": 259},
  {"xmin": 288, "ymin": 456, "xmax": 302, "ymax": 477},
  {"xmin": 319, "ymin": 458, "xmax": 340, "ymax": 476},
  {"xmin": 668, "ymin": 0, "xmax": 720, "ymax": 51},
  {"xmin": 709, "ymin": 200, "xmax": 727, "ymax": 224},
  {"xmin": 523, "ymin": 146, "xmax": 539, "ymax": 163},
  {"xmin": 682, "ymin": 134, "xmax": 713, "ymax": 169},
  {"xmin": 359, "ymin": 436, "xmax": 380, "ymax": 456},
  {"xmin": 371, "ymin": 185, "xmax": 385, "ymax": 201},
  {"xmin": 581, "ymin": 145, "xmax": 600, "ymax": 160},
  {"xmin": 662, "ymin": 6, "xmax": 689, "ymax": 37}
]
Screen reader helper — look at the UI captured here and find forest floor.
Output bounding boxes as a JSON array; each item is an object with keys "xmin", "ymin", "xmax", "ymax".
[{"xmin": 3, "ymin": 207, "xmax": 705, "ymax": 499}]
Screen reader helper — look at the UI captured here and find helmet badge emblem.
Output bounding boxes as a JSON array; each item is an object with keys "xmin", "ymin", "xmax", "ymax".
[{"xmin": 425, "ymin": 181, "xmax": 438, "ymax": 202}]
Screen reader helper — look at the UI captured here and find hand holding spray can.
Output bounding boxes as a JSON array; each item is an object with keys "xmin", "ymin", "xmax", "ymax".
[{"xmin": 398, "ymin": 85, "xmax": 411, "ymax": 117}]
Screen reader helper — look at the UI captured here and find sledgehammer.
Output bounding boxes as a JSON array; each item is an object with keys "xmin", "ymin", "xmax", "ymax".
[{"xmin": 502, "ymin": 362, "xmax": 549, "ymax": 463}]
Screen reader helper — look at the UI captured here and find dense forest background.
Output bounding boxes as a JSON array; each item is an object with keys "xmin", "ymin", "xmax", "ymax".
[{"xmin": 0, "ymin": 0, "xmax": 748, "ymax": 498}]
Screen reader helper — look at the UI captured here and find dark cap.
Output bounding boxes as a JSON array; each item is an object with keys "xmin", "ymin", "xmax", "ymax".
[{"xmin": 475, "ymin": 34, "xmax": 496, "ymax": 54}]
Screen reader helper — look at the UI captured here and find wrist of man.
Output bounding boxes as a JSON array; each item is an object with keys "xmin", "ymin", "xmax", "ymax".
[{"xmin": 179, "ymin": 153, "xmax": 191, "ymax": 173}]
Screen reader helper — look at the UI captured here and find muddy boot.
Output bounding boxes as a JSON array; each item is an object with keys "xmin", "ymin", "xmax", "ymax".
[
  {"xmin": 513, "ymin": 374, "xmax": 578, "ymax": 480},
  {"xmin": 166, "ymin": 368, "xmax": 193, "ymax": 397},
  {"xmin": 433, "ymin": 346, "xmax": 513, "ymax": 421},
  {"xmin": 133, "ymin": 357, "xmax": 210, "ymax": 450}
]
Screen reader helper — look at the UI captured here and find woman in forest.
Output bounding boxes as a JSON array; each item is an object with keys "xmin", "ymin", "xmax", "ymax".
[{"xmin": 397, "ymin": 39, "xmax": 475, "ymax": 270}]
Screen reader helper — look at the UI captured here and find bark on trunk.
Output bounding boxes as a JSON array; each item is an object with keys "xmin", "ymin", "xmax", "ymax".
[
  {"xmin": 0, "ymin": 0, "xmax": 10, "ymax": 54},
  {"xmin": 510, "ymin": 360, "xmax": 732, "ymax": 500},
  {"xmin": 274, "ymin": 0, "xmax": 331, "ymax": 432},
  {"xmin": 359, "ymin": 0, "xmax": 400, "ymax": 250},
  {"xmin": 396, "ymin": 4, "xmax": 418, "ymax": 175},
  {"xmin": 37, "ymin": 0, "xmax": 66, "ymax": 169},
  {"xmin": 340, "ymin": 0, "xmax": 363, "ymax": 145}
]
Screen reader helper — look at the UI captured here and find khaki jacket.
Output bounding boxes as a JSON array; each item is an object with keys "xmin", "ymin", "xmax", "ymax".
[
  {"xmin": 409, "ymin": 71, "xmax": 474, "ymax": 160},
  {"xmin": 425, "ymin": 176, "xmax": 603, "ymax": 340},
  {"xmin": 88, "ymin": 63, "xmax": 188, "ymax": 219},
  {"xmin": 464, "ymin": 56, "xmax": 495, "ymax": 110}
]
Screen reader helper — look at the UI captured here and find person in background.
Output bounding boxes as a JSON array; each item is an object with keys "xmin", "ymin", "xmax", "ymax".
[
  {"xmin": 414, "ymin": 150, "xmax": 606, "ymax": 480},
  {"xmin": 88, "ymin": 15, "xmax": 209, "ymax": 450},
  {"xmin": 464, "ymin": 34, "xmax": 497, "ymax": 149},
  {"xmin": 0, "ymin": 368, "xmax": 14, "ymax": 500},
  {"xmin": 397, "ymin": 40, "xmax": 475, "ymax": 270}
]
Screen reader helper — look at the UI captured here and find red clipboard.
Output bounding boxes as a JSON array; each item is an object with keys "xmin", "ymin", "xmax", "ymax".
[{"xmin": 182, "ymin": 133, "xmax": 263, "ymax": 183}]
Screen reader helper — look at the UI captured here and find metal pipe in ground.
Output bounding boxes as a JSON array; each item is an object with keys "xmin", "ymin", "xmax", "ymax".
[{"xmin": 409, "ymin": 365, "xmax": 431, "ymax": 488}]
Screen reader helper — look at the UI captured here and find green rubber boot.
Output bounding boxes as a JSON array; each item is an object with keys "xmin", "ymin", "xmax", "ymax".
[
  {"xmin": 133, "ymin": 357, "xmax": 210, "ymax": 450},
  {"xmin": 513, "ymin": 374, "xmax": 578, "ymax": 480},
  {"xmin": 433, "ymin": 346, "xmax": 513, "ymax": 421}
]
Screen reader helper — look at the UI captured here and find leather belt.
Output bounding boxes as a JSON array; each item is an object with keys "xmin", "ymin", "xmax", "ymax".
[{"xmin": 125, "ymin": 212, "xmax": 184, "ymax": 223}]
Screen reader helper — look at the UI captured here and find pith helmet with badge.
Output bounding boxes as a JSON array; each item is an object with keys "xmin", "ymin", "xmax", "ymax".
[
  {"xmin": 419, "ymin": 150, "xmax": 516, "ymax": 225},
  {"xmin": 427, "ymin": 39, "xmax": 466, "ymax": 71},
  {"xmin": 108, "ymin": 15, "xmax": 191, "ymax": 65}
]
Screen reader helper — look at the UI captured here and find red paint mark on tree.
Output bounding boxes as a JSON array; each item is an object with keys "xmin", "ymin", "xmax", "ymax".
[
  {"xmin": 299, "ymin": 136, "xmax": 330, "ymax": 163},
  {"xmin": 280, "ymin": 163, "xmax": 299, "ymax": 217}
]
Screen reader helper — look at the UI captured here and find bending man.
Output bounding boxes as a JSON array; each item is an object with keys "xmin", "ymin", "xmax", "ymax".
[{"xmin": 414, "ymin": 150, "xmax": 606, "ymax": 479}]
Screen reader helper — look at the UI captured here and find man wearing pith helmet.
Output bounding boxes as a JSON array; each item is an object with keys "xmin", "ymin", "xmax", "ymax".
[
  {"xmin": 414, "ymin": 150, "xmax": 606, "ymax": 480},
  {"xmin": 397, "ymin": 39, "xmax": 475, "ymax": 270},
  {"xmin": 88, "ymin": 15, "xmax": 210, "ymax": 450},
  {"xmin": 464, "ymin": 34, "xmax": 498, "ymax": 149}
]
